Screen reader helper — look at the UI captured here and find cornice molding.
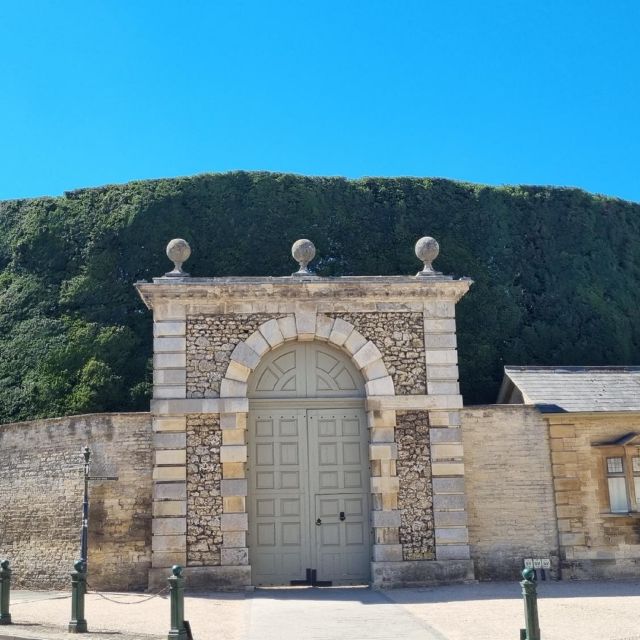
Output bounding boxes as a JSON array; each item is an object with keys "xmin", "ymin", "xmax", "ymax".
[{"xmin": 135, "ymin": 275, "xmax": 473, "ymax": 310}]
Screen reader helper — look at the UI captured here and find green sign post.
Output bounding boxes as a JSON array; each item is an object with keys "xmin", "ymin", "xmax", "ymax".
[
  {"xmin": 519, "ymin": 567, "xmax": 540, "ymax": 640},
  {"xmin": 0, "ymin": 560, "xmax": 11, "ymax": 625},
  {"xmin": 168, "ymin": 565, "xmax": 187, "ymax": 640}
]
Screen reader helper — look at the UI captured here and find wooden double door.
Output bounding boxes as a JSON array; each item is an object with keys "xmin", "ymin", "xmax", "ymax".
[{"xmin": 248, "ymin": 407, "xmax": 371, "ymax": 586}]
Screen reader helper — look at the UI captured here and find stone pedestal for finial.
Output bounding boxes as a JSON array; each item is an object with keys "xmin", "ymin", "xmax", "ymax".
[
  {"xmin": 415, "ymin": 236, "xmax": 441, "ymax": 277},
  {"xmin": 291, "ymin": 239, "xmax": 317, "ymax": 277},
  {"xmin": 165, "ymin": 239, "xmax": 191, "ymax": 277}
]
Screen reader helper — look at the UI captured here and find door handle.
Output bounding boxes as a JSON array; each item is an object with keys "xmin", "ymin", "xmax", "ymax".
[
  {"xmin": 339, "ymin": 512, "xmax": 346, "ymax": 521},
  {"xmin": 316, "ymin": 518, "xmax": 322, "ymax": 526}
]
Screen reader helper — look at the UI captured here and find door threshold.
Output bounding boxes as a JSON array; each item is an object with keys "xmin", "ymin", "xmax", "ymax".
[{"xmin": 255, "ymin": 583, "xmax": 371, "ymax": 590}]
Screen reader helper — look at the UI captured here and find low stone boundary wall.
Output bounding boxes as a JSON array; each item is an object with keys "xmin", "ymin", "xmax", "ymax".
[
  {"xmin": 461, "ymin": 405, "xmax": 560, "ymax": 580},
  {"xmin": 0, "ymin": 413, "xmax": 152, "ymax": 590}
]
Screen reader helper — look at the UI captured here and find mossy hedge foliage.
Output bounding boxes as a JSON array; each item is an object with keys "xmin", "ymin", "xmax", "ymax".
[{"xmin": 0, "ymin": 172, "xmax": 638, "ymax": 423}]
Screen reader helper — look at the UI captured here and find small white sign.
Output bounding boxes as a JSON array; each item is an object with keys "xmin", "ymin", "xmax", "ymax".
[
  {"xmin": 524, "ymin": 559, "xmax": 533, "ymax": 569},
  {"xmin": 541, "ymin": 559, "xmax": 551, "ymax": 569},
  {"xmin": 533, "ymin": 559, "xmax": 542, "ymax": 569}
]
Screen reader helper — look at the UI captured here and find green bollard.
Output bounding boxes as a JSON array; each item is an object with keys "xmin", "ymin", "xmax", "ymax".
[
  {"xmin": 168, "ymin": 565, "xmax": 187, "ymax": 640},
  {"xmin": 69, "ymin": 560, "xmax": 88, "ymax": 633},
  {"xmin": 0, "ymin": 560, "xmax": 11, "ymax": 625},
  {"xmin": 519, "ymin": 568, "xmax": 540, "ymax": 640}
]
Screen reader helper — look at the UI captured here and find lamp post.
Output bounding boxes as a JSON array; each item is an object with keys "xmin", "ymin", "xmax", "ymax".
[
  {"xmin": 80, "ymin": 447, "xmax": 90, "ymax": 569},
  {"xmin": 71, "ymin": 447, "xmax": 117, "ymax": 634},
  {"xmin": 78, "ymin": 447, "xmax": 118, "ymax": 573}
]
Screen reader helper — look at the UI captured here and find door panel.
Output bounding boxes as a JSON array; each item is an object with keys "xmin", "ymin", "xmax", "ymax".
[
  {"xmin": 308, "ymin": 409, "xmax": 371, "ymax": 584},
  {"xmin": 308, "ymin": 409, "xmax": 368, "ymax": 494},
  {"xmin": 314, "ymin": 493, "xmax": 370, "ymax": 583},
  {"xmin": 248, "ymin": 410, "xmax": 311, "ymax": 585}
]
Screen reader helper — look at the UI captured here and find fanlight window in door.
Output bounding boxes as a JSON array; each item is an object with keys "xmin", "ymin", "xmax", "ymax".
[
  {"xmin": 254, "ymin": 350, "xmax": 298, "ymax": 394},
  {"xmin": 315, "ymin": 350, "xmax": 358, "ymax": 393},
  {"xmin": 249, "ymin": 342, "xmax": 365, "ymax": 399}
]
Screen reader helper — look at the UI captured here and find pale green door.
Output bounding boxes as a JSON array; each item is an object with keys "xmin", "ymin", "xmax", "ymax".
[
  {"xmin": 248, "ymin": 407, "xmax": 370, "ymax": 586},
  {"xmin": 248, "ymin": 409, "xmax": 311, "ymax": 585},
  {"xmin": 248, "ymin": 342, "xmax": 370, "ymax": 586},
  {"xmin": 308, "ymin": 409, "xmax": 370, "ymax": 584}
]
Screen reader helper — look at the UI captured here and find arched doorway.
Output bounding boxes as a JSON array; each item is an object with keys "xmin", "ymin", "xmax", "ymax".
[{"xmin": 247, "ymin": 341, "xmax": 371, "ymax": 586}]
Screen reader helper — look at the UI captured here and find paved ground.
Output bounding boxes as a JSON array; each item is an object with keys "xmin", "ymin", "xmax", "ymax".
[
  {"xmin": 3, "ymin": 581, "xmax": 640, "ymax": 640},
  {"xmin": 247, "ymin": 588, "xmax": 440, "ymax": 640}
]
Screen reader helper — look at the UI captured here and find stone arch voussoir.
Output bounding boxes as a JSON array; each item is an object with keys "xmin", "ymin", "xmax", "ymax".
[{"xmin": 220, "ymin": 313, "xmax": 395, "ymax": 398}]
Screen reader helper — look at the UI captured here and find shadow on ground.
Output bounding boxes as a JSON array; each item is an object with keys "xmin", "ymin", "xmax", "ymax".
[{"xmin": 243, "ymin": 580, "xmax": 640, "ymax": 604}]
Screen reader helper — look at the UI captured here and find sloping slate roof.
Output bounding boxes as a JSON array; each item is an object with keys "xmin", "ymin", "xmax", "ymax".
[{"xmin": 501, "ymin": 366, "xmax": 640, "ymax": 412}]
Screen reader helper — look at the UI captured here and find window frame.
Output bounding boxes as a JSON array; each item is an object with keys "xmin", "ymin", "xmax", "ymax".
[
  {"xmin": 600, "ymin": 446, "xmax": 640, "ymax": 515},
  {"xmin": 632, "ymin": 455, "xmax": 640, "ymax": 510},
  {"xmin": 605, "ymin": 455, "xmax": 629, "ymax": 513}
]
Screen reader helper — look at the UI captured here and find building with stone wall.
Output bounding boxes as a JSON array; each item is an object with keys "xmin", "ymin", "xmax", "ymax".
[
  {"xmin": 497, "ymin": 366, "xmax": 640, "ymax": 580},
  {"xmin": 2, "ymin": 239, "xmax": 640, "ymax": 591}
]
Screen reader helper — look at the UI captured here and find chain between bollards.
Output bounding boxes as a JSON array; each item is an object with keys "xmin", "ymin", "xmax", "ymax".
[
  {"xmin": 69, "ymin": 560, "xmax": 88, "ymax": 633},
  {"xmin": 0, "ymin": 560, "xmax": 11, "ymax": 625},
  {"xmin": 519, "ymin": 567, "xmax": 540, "ymax": 640}
]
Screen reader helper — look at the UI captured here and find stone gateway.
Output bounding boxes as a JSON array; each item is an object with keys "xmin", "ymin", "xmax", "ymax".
[
  {"xmin": 136, "ymin": 237, "xmax": 473, "ymax": 589},
  {"xmin": 3, "ymin": 237, "xmax": 639, "ymax": 590}
]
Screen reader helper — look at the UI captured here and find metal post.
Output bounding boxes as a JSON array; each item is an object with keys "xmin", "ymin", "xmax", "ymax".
[
  {"xmin": 80, "ymin": 447, "xmax": 90, "ymax": 570},
  {"xmin": 168, "ymin": 565, "xmax": 187, "ymax": 640},
  {"xmin": 0, "ymin": 560, "xmax": 11, "ymax": 625},
  {"xmin": 519, "ymin": 567, "xmax": 540, "ymax": 640},
  {"xmin": 77, "ymin": 445, "xmax": 117, "ymax": 576},
  {"xmin": 69, "ymin": 560, "xmax": 88, "ymax": 633}
]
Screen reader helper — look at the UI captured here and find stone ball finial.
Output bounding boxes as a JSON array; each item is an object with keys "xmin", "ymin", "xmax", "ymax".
[
  {"xmin": 165, "ymin": 239, "xmax": 191, "ymax": 277},
  {"xmin": 415, "ymin": 236, "xmax": 441, "ymax": 277},
  {"xmin": 291, "ymin": 239, "xmax": 317, "ymax": 277}
]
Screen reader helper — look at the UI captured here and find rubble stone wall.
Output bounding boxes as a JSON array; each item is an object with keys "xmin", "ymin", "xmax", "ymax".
[
  {"xmin": 186, "ymin": 314, "xmax": 276, "ymax": 398},
  {"xmin": 328, "ymin": 312, "xmax": 426, "ymax": 395},
  {"xmin": 396, "ymin": 410, "xmax": 435, "ymax": 560},
  {"xmin": 186, "ymin": 414, "xmax": 223, "ymax": 566}
]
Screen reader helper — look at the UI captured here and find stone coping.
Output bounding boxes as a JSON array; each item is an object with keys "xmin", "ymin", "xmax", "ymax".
[
  {"xmin": 148, "ymin": 275, "xmax": 467, "ymax": 284},
  {"xmin": 462, "ymin": 405, "xmax": 640, "ymax": 420},
  {"xmin": 136, "ymin": 276, "xmax": 473, "ymax": 308},
  {"xmin": 0, "ymin": 412, "xmax": 150, "ymax": 430}
]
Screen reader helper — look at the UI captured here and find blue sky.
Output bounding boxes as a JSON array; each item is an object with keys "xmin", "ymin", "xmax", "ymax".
[{"xmin": 0, "ymin": 1, "xmax": 638, "ymax": 202}]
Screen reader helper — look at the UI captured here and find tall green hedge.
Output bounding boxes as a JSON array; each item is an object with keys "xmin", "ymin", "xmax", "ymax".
[{"xmin": 0, "ymin": 172, "xmax": 638, "ymax": 423}]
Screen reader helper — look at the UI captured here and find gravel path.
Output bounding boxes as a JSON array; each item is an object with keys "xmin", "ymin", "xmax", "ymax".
[{"xmin": 2, "ymin": 590, "xmax": 246, "ymax": 640}]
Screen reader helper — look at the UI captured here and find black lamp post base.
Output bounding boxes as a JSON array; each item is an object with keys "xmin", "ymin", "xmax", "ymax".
[{"xmin": 0, "ymin": 613, "xmax": 11, "ymax": 625}]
